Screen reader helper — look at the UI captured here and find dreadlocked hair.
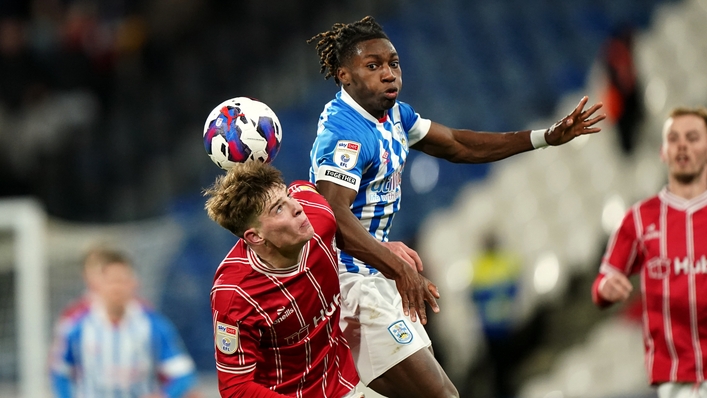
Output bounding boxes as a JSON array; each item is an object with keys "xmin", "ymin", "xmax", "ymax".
[{"xmin": 307, "ymin": 16, "xmax": 389, "ymax": 85}]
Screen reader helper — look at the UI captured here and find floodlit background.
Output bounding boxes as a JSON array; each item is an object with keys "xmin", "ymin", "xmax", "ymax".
[{"xmin": 1, "ymin": 0, "xmax": 706, "ymax": 396}]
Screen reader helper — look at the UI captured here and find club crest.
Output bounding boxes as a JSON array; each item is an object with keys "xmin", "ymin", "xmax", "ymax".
[{"xmin": 388, "ymin": 320, "xmax": 413, "ymax": 344}]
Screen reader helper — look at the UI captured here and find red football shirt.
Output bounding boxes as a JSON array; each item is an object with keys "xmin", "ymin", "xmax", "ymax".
[
  {"xmin": 592, "ymin": 188, "xmax": 707, "ymax": 384},
  {"xmin": 211, "ymin": 182, "xmax": 359, "ymax": 397}
]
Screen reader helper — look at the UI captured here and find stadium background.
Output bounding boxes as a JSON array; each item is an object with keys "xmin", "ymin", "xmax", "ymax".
[{"xmin": 1, "ymin": 0, "xmax": 705, "ymax": 396}]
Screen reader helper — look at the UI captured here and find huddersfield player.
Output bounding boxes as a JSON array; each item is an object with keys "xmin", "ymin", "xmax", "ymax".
[
  {"xmin": 593, "ymin": 107, "xmax": 707, "ymax": 398},
  {"xmin": 205, "ymin": 162, "xmax": 360, "ymax": 397},
  {"xmin": 50, "ymin": 250, "xmax": 198, "ymax": 398},
  {"xmin": 308, "ymin": 16, "xmax": 605, "ymax": 398}
]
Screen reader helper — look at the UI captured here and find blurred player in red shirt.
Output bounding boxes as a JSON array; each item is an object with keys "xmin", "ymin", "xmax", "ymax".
[
  {"xmin": 204, "ymin": 161, "xmax": 360, "ymax": 398},
  {"xmin": 592, "ymin": 107, "xmax": 707, "ymax": 398}
]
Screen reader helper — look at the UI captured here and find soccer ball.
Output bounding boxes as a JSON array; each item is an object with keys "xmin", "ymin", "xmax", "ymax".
[{"xmin": 203, "ymin": 97, "xmax": 282, "ymax": 169}]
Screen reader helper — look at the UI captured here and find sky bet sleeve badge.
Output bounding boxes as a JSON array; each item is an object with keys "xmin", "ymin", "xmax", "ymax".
[
  {"xmin": 333, "ymin": 140, "xmax": 360, "ymax": 171},
  {"xmin": 388, "ymin": 320, "xmax": 413, "ymax": 344},
  {"xmin": 216, "ymin": 321, "xmax": 239, "ymax": 355}
]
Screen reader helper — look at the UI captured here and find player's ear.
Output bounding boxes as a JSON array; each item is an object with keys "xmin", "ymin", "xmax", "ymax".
[
  {"xmin": 337, "ymin": 67, "xmax": 351, "ymax": 86},
  {"xmin": 243, "ymin": 228, "xmax": 265, "ymax": 247},
  {"xmin": 659, "ymin": 144, "xmax": 667, "ymax": 164}
]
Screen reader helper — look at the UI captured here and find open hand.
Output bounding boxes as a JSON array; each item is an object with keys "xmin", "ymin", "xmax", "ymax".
[{"xmin": 546, "ymin": 96, "xmax": 606, "ymax": 146}]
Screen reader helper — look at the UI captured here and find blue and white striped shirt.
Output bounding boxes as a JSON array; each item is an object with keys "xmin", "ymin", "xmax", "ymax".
[
  {"xmin": 310, "ymin": 89, "xmax": 431, "ymax": 275},
  {"xmin": 51, "ymin": 300, "xmax": 197, "ymax": 398}
]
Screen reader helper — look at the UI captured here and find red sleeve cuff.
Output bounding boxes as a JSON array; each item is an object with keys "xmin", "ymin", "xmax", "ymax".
[{"xmin": 591, "ymin": 274, "xmax": 613, "ymax": 309}]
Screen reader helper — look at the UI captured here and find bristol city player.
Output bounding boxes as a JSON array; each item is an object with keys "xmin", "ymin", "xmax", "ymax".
[
  {"xmin": 204, "ymin": 161, "xmax": 359, "ymax": 398},
  {"xmin": 592, "ymin": 107, "xmax": 707, "ymax": 397}
]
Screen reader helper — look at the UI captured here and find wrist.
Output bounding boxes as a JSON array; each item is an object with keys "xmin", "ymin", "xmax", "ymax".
[{"xmin": 530, "ymin": 129, "xmax": 549, "ymax": 149}]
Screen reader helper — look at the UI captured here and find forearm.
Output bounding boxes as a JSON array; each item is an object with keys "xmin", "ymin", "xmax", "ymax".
[
  {"xmin": 414, "ymin": 127, "xmax": 536, "ymax": 164},
  {"xmin": 220, "ymin": 381, "xmax": 290, "ymax": 398},
  {"xmin": 331, "ymin": 202, "xmax": 406, "ymax": 279}
]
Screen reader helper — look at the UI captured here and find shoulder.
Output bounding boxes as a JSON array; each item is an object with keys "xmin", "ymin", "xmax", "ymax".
[
  {"xmin": 214, "ymin": 242, "xmax": 251, "ymax": 285},
  {"xmin": 59, "ymin": 308, "xmax": 91, "ymax": 340},
  {"xmin": 57, "ymin": 297, "xmax": 91, "ymax": 322},
  {"xmin": 211, "ymin": 250, "xmax": 261, "ymax": 313},
  {"xmin": 293, "ymin": 185, "xmax": 336, "ymax": 236},
  {"xmin": 289, "ymin": 181, "xmax": 332, "ymax": 210},
  {"xmin": 319, "ymin": 106, "xmax": 373, "ymax": 144},
  {"xmin": 143, "ymin": 308, "xmax": 178, "ymax": 334}
]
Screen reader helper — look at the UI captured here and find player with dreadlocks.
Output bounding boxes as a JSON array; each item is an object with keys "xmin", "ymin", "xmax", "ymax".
[{"xmin": 308, "ymin": 16, "xmax": 605, "ymax": 398}]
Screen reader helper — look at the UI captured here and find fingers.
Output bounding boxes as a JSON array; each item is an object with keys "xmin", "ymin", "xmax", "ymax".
[
  {"xmin": 425, "ymin": 280, "xmax": 440, "ymax": 313},
  {"xmin": 570, "ymin": 96, "xmax": 589, "ymax": 118},
  {"xmin": 407, "ymin": 248, "xmax": 424, "ymax": 272},
  {"xmin": 615, "ymin": 273, "xmax": 634, "ymax": 294},
  {"xmin": 381, "ymin": 241, "xmax": 424, "ymax": 271},
  {"xmin": 583, "ymin": 114, "xmax": 606, "ymax": 127},
  {"xmin": 579, "ymin": 101, "xmax": 604, "ymax": 120},
  {"xmin": 401, "ymin": 292, "xmax": 413, "ymax": 320},
  {"xmin": 599, "ymin": 273, "xmax": 633, "ymax": 302},
  {"xmin": 411, "ymin": 282, "xmax": 427, "ymax": 325},
  {"xmin": 399, "ymin": 250, "xmax": 421, "ymax": 272}
]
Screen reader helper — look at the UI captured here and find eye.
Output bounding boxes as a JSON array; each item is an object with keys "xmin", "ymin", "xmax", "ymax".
[
  {"xmin": 390, "ymin": 61, "xmax": 399, "ymax": 68},
  {"xmin": 367, "ymin": 63, "xmax": 378, "ymax": 70}
]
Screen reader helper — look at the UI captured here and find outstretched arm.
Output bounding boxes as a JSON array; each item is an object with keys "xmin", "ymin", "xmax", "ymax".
[
  {"xmin": 317, "ymin": 180, "xmax": 439, "ymax": 325},
  {"xmin": 412, "ymin": 96, "xmax": 605, "ymax": 162}
]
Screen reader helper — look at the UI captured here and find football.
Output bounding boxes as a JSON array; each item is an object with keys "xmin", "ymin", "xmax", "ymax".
[{"xmin": 203, "ymin": 97, "xmax": 282, "ymax": 169}]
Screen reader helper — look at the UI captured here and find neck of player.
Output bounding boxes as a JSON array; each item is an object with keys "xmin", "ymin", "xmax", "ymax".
[
  {"xmin": 253, "ymin": 243, "xmax": 304, "ymax": 269},
  {"xmin": 668, "ymin": 169, "xmax": 707, "ymax": 200}
]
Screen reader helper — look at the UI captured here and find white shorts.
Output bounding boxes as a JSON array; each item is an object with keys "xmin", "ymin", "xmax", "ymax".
[
  {"xmin": 338, "ymin": 272, "xmax": 432, "ymax": 385},
  {"xmin": 657, "ymin": 382, "xmax": 707, "ymax": 398}
]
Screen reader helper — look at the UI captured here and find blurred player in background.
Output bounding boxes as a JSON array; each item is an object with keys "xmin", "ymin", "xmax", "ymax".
[
  {"xmin": 50, "ymin": 249, "xmax": 199, "ymax": 398},
  {"xmin": 308, "ymin": 15, "xmax": 605, "ymax": 398},
  {"xmin": 204, "ymin": 161, "xmax": 360, "ymax": 397},
  {"xmin": 592, "ymin": 107, "xmax": 707, "ymax": 398},
  {"xmin": 53, "ymin": 245, "xmax": 113, "ymax": 332}
]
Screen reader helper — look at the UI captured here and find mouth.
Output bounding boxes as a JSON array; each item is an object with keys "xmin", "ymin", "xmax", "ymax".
[
  {"xmin": 300, "ymin": 218, "xmax": 311, "ymax": 230},
  {"xmin": 383, "ymin": 88, "xmax": 398, "ymax": 100}
]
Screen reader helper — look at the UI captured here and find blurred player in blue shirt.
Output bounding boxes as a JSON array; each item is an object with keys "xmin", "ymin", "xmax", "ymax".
[{"xmin": 50, "ymin": 249, "xmax": 198, "ymax": 398}]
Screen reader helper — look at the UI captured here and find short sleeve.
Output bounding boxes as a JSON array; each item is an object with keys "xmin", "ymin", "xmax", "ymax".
[
  {"xmin": 601, "ymin": 208, "xmax": 641, "ymax": 275},
  {"xmin": 310, "ymin": 126, "xmax": 373, "ymax": 193},
  {"xmin": 398, "ymin": 101, "xmax": 431, "ymax": 146}
]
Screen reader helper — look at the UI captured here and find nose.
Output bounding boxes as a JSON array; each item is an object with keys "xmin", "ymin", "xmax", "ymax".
[
  {"xmin": 381, "ymin": 65, "xmax": 396, "ymax": 82},
  {"xmin": 291, "ymin": 198, "xmax": 304, "ymax": 216}
]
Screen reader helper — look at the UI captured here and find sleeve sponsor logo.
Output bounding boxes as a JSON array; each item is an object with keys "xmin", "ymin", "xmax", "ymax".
[
  {"xmin": 324, "ymin": 170, "xmax": 357, "ymax": 186},
  {"xmin": 216, "ymin": 321, "xmax": 239, "ymax": 355},
  {"xmin": 333, "ymin": 140, "xmax": 361, "ymax": 170}
]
